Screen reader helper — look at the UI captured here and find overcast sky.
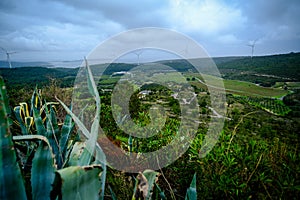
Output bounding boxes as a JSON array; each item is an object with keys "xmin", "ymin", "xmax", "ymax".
[{"xmin": 0, "ymin": 0, "xmax": 299, "ymax": 62}]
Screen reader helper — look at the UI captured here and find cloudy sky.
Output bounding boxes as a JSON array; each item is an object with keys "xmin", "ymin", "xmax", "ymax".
[{"xmin": 0, "ymin": 0, "xmax": 299, "ymax": 62}]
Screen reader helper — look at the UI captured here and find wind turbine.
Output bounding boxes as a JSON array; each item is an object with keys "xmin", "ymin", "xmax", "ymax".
[
  {"xmin": 1, "ymin": 47, "xmax": 17, "ymax": 68},
  {"xmin": 133, "ymin": 50, "xmax": 143, "ymax": 65},
  {"xmin": 247, "ymin": 39, "xmax": 258, "ymax": 59}
]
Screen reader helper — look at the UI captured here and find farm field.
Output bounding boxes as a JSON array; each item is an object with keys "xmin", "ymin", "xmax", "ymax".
[
  {"xmin": 186, "ymin": 72, "xmax": 289, "ymax": 98},
  {"xmin": 223, "ymin": 79, "xmax": 289, "ymax": 98},
  {"xmin": 98, "ymin": 71, "xmax": 290, "ymax": 98}
]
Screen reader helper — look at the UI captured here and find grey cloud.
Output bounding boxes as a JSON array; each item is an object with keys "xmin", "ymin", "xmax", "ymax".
[
  {"xmin": 244, "ymin": 0, "xmax": 299, "ymax": 23},
  {"xmin": 242, "ymin": 0, "xmax": 300, "ymax": 39},
  {"xmin": 48, "ymin": 0, "xmax": 169, "ymax": 28},
  {"xmin": 0, "ymin": 0, "xmax": 299, "ymax": 61}
]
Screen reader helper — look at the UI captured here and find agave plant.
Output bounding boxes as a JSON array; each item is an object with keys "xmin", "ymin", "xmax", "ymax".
[{"xmin": 0, "ymin": 72, "xmax": 106, "ymax": 199}]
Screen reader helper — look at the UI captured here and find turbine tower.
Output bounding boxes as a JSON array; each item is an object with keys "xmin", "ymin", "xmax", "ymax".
[
  {"xmin": 1, "ymin": 47, "xmax": 17, "ymax": 68},
  {"xmin": 247, "ymin": 39, "xmax": 258, "ymax": 59},
  {"xmin": 133, "ymin": 50, "xmax": 143, "ymax": 65}
]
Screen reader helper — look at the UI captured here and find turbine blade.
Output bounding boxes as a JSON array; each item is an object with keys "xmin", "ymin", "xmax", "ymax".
[{"xmin": 0, "ymin": 47, "xmax": 7, "ymax": 53}]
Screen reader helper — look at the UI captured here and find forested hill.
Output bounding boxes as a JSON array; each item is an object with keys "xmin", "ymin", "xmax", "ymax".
[
  {"xmin": 0, "ymin": 52, "xmax": 299, "ymax": 88},
  {"xmin": 0, "ymin": 67, "xmax": 78, "ymax": 88},
  {"xmin": 157, "ymin": 52, "xmax": 300, "ymax": 80},
  {"xmin": 218, "ymin": 52, "xmax": 300, "ymax": 81},
  {"xmin": 157, "ymin": 52, "xmax": 300, "ymax": 86}
]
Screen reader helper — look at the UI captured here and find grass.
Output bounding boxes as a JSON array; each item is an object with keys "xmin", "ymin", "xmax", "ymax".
[
  {"xmin": 224, "ymin": 79, "xmax": 289, "ymax": 98},
  {"xmin": 98, "ymin": 70, "xmax": 289, "ymax": 99},
  {"xmin": 275, "ymin": 81, "xmax": 300, "ymax": 89},
  {"xmin": 186, "ymin": 72, "xmax": 289, "ymax": 98}
]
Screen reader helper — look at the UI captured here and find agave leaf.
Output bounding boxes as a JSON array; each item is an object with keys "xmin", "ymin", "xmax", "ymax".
[
  {"xmin": 155, "ymin": 183, "xmax": 166, "ymax": 200},
  {"xmin": 95, "ymin": 145, "xmax": 107, "ymax": 200},
  {"xmin": 56, "ymin": 60, "xmax": 107, "ymax": 198},
  {"xmin": 0, "ymin": 77, "xmax": 27, "ymax": 199},
  {"xmin": 86, "ymin": 58, "xmax": 107, "ymax": 199},
  {"xmin": 67, "ymin": 142, "xmax": 105, "ymax": 168},
  {"xmin": 20, "ymin": 102, "xmax": 30, "ymax": 117},
  {"xmin": 49, "ymin": 105, "xmax": 60, "ymax": 137},
  {"xmin": 32, "ymin": 105, "xmax": 47, "ymax": 136},
  {"xmin": 58, "ymin": 112, "xmax": 74, "ymax": 168},
  {"xmin": 185, "ymin": 173, "xmax": 197, "ymax": 200},
  {"xmin": 77, "ymin": 148, "xmax": 93, "ymax": 166},
  {"xmin": 78, "ymin": 112, "xmax": 99, "ymax": 166},
  {"xmin": 109, "ymin": 185, "xmax": 117, "ymax": 200},
  {"xmin": 143, "ymin": 170, "xmax": 160, "ymax": 200},
  {"xmin": 56, "ymin": 97, "xmax": 90, "ymax": 140},
  {"xmin": 55, "ymin": 58, "xmax": 100, "ymax": 143},
  {"xmin": 67, "ymin": 141, "xmax": 86, "ymax": 166},
  {"xmin": 85, "ymin": 57, "xmax": 100, "ymax": 102},
  {"xmin": 40, "ymin": 102, "xmax": 59, "ymax": 116},
  {"xmin": 78, "ymin": 111, "xmax": 100, "ymax": 165},
  {"xmin": 14, "ymin": 103, "xmax": 34, "ymax": 135},
  {"xmin": 30, "ymin": 88, "xmax": 42, "ymax": 115},
  {"xmin": 31, "ymin": 141, "xmax": 56, "ymax": 200},
  {"xmin": 13, "ymin": 134, "xmax": 52, "ymax": 145},
  {"xmin": 25, "ymin": 116, "xmax": 34, "ymax": 128},
  {"xmin": 56, "ymin": 98, "xmax": 95, "ymax": 167},
  {"xmin": 133, "ymin": 169, "xmax": 160, "ymax": 200},
  {"xmin": 50, "ymin": 165, "xmax": 103, "ymax": 200},
  {"xmin": 12, "ymin": 135, "xmax": 57, "ymax": 200},
  {"xmin": 56, "ymin": 94, "xmax": 103, "ymax": 167},
  {"xmin": 77, "ymin": 58, "xmax": 101, "ymax": 165},
  {"xmin": 13, "ymin": 105, "xmax": 28, "ymax": 134},
  {"xmin": 71, "ymin": 60, "xmax": 106, "ymax": 195},
  {"xmin": 44, "ymin": 104, "xmax": 61, "ymax": 168},
  {"xmin": 128, "ymin": 134, "xmax": 133, "ymax": 153}
]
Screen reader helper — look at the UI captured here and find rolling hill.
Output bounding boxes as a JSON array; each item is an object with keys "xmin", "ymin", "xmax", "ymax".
[{"xmin": 0, "ymin": 52, "xmax": 299, "ymax": 89}]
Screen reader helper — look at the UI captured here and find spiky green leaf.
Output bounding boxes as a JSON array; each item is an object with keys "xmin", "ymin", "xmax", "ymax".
[
  {"xmin": 133, "ymin": 169, "xmax": 160, "ymax": 200},
  {"xmin": 0, "ymin": 77, "xmax": 27, "ymax": 199},
  {"xmin": 51, "ymin": 165, "xmax": 102, "ymax": 200},
  {"xmin": 31, "ymin": 88, "xmax": 42, "ymax": 114},
  {"xmin": 13, "ymin": 105, "xmax": 28, "ymax": 134},
  {"xmin": 77, "ymin": 58, "xmax": 101, "ymax": 165},
  {"xmin": 44, "ymin": 104, "xmax": 61, "ymax": 168},
  {"xmin": 95, "ymin": 145, "xmax": 106, "ymax": 200},
  {"xmin": 67, "ymin": 142, "xmax": 86, "ymax": 166},
  {"xmin": 31, "ymin": 141, "xmax": 56, "ymax": 200},
  {"xmin": 32, "ymin": 105, "xmax": 47, "ymax": 136},
  {"xmin": 185, "ymin": 173, "xmax": 197, "ymax": 200},
  {"xmin": 155, "ymin": 183, "xmax": 166, "ymax": 200},
  {"xmin": 58, "ymin": 112, "xmax": 74, "ymax": 168},
  {"xmin": 109, "ymin": 185, "xmax": 117, "ymax": 200}
]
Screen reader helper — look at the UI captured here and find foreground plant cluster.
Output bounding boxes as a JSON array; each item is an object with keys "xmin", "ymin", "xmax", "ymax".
[
  {"xmin": 0, "ymin": 64, "xmax": 196, "ymax": 200},
  {"xmin": 1, "ymin": 61, "xmax": 299, "ymax": 199}
]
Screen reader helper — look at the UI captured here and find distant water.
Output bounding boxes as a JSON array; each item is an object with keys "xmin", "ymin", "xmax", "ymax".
[
  {"xmin": 0, "ymin": 60, "xmax": 82, "ymax": 68},
  {"xmin": 0, "ymin": 60, "xmax": 83, "ymax": 68},
  {"xmin": 0, "ymin": 60, "xmax": 50, "ymax": 68},
  {"xmin": 47, "ymin": 60, "xmax": 83, "ymax": 68}
]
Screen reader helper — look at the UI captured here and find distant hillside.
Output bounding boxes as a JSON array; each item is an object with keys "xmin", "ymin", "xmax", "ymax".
[
  {"xmin": 0, "ymin": 67, "xmax": 78, "ymax": 88},
  {"xmin": 218, "ymin": 52, "xmax": 300, "ymax": 85},
  {"xmin": 156, "ymin": 56, "xmax": 245, "ymax": 75},
  {"xmin": 0, "ymin": 52, "xmax": 299, "ymax": 89},
  {"xmin": 0, "ymin": 60, "xmax": 53, "ymax": 68},
  {"xmin": 156, "ymin": 52, "xmax": 300, "ymax": 86}
]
